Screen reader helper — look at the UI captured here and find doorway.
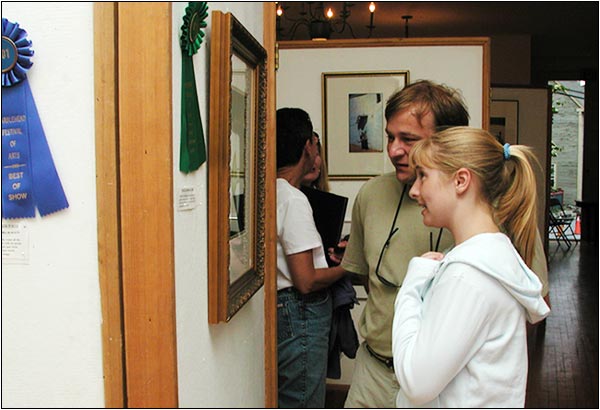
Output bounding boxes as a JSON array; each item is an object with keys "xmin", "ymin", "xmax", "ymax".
[{"xmin": 549, "ymin": 80, "xmax": 585, "ymax": 241}]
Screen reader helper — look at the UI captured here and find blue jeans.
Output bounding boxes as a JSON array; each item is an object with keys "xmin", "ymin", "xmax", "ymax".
[{"xmin": 277, "ymin": 287, "xmax": 332, "ymax": 408}]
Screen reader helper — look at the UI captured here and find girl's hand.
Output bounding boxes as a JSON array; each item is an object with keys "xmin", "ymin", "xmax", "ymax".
[{"xmin": 420, "ymin": 251, "xmax": 444, "ymax": 261}]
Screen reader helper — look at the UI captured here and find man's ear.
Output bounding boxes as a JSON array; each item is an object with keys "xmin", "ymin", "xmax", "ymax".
[{"xmin": 454, "ymin": 168, "xmax": 472, "ymax": 195}]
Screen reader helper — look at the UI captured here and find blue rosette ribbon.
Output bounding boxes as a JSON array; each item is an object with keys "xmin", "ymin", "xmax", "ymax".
[
  {"xmin": 2, "ymin": 18, "xmax": 33, "ymax": 87},
  {"xmin": 2, "ymin": 18, "xmax": 69, "ymax": 218}
]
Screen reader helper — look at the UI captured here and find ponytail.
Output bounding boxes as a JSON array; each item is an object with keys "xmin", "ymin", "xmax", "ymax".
[{"xmin": 493, "ymin": 144, "xmax": 539, "ymax": 267}]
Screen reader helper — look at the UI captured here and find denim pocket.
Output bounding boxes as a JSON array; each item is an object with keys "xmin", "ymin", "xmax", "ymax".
[
  {"xmin": 302, "ymin": 290, "xmax": 330, "ymax": 307},
  {"xmin": 277, "ymin": 301, "xmax": 294, "ymax": 344},
  {"xmin": 302, "ymin": 291, "xmax": 332, "ymax": 332}
]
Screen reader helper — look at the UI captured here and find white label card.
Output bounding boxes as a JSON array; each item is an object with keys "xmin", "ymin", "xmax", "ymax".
[
  {"xmin": 177, "ymin": 186, "xmax": 198, "ymax": 211},
  {"xmin": 2, "ymin": 220, "xmax": 29, "ymax": 265}
]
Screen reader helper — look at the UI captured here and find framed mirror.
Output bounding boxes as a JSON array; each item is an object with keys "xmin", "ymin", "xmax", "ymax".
[{"xmin": 208, "ymin": 11, "xmax": 267, "ymax": 323}]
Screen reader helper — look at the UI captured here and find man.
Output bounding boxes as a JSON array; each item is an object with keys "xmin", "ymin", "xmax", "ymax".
[
  {"xmin": 335, "ymin": 80, "xmax": 549, "ymax": 408},
  {"xmin": 275, "ymin": 108, "xmax": 346, "ymax": 408}
]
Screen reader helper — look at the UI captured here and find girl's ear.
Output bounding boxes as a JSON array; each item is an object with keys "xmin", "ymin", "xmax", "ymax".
[
  {"xmin": 300, "ymin": 139, "xmax": 309, "ymax": 159},
  {"xmin": 454, "ymin": 167, "xmax": 472, "ymax": 195},
  {"xmin": 303, "ymin": 138, "xmax": 312, "ymax": 155}
]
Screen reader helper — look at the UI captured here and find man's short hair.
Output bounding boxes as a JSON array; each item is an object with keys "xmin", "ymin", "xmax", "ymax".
[
  {"xmin": 385, "ymin": 80, "xmax": 470, "ymax": 128},
  {"xmin": 276, "ymin": 108, "xmax": 313, "ymax": 169}
]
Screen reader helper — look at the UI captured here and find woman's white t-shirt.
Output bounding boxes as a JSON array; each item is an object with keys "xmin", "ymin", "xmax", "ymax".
[{"xmin": 276, "ymin": 178, "xmax": 328, "ymax": 290}]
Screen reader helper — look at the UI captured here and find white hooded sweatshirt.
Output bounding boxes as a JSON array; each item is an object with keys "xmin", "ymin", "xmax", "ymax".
[{"xmin": 392, "ymin": 232, "xmax": 550, "ymax": 408}]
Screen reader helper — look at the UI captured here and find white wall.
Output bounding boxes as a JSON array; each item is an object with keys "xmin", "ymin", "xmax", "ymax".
[
  {"xmin": 1, "ymin": 2, "xmax": 104, "ymax": 407},
  {"xmin": 172, "ymin": 2, "xmax": 266, "ymax": 407},
  {"xmin": 277, "ymin": 44, "xmax": 485, "ymax": 231},
  {"xmin": 2, "ymin": 2, "xmax": 267, "ymax": 408}
]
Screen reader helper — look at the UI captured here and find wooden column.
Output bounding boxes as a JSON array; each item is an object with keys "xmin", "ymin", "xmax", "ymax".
[{"xmin": 118, "ymin": 3, "xmax": 178, "ymax": 407}]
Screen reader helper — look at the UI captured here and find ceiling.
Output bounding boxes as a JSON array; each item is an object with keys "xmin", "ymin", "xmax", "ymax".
[
  {"xmin": 277, "ymin": 1, "xmax": 598, "ymax": 41},
  {"xmin": 276, "ymin": 2, "xmax": 598, "ymax": 66}
]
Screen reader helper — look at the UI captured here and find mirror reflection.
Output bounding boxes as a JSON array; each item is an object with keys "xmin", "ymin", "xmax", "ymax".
[{"xmin": 229, "ymin": 53, "xmax": 255, "ymax": 283}]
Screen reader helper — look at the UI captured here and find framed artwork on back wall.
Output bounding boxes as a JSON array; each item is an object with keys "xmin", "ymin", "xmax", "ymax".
[{"xmin": 322, "ymin": 71, "xmax": 409, "ymax": 180}]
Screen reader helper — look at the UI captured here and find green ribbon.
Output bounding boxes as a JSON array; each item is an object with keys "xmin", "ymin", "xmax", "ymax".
[{"xmin": 179, "ymin": 2, "xmax": 208, "ymax": 173}]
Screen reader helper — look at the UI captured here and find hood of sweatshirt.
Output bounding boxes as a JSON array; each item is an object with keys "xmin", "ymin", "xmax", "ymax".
[{"xmin": 439, "ymin": 232, "xmax": 550, "ymax": 324}]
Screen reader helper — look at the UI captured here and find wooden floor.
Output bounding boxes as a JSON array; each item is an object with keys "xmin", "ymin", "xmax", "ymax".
[
  {"xmin": 325, "ymin": 240, "xmax": 599, "ymax": 408},
  {"xmin": 526, "ymin": 240, "xmax": 598, "ymax": 408}
]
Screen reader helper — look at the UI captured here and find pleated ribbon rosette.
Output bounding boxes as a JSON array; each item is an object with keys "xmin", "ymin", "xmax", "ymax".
[{"xmin": 2, "ymin": 18, "xmax": 69, "ymax": 219}]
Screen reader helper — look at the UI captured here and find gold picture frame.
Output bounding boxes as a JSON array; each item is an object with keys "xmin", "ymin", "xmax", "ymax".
[
  {"xmin": 208, "ymin": 11, "xmax": 267, "ymax": 323},
  {"xmin": 322, "ymin": 71, "xmax": 409, "ymax": 180}
]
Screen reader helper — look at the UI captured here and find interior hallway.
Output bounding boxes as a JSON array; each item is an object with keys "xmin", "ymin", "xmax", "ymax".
[
  {"xmin": 326, "ymin": 240, "xmax": 599, "ymax": 408},
  {"xmin": 526, "ymin": 240, "xmax": 598, "ymax": 408}
]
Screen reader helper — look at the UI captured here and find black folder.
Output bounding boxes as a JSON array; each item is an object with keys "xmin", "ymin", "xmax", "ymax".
[{"xmin": 300, "ymin": 186, "xmax": 348, "ymax": 265}]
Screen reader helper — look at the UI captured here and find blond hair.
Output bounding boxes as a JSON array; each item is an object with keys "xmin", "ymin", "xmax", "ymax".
[
  {"xmin": 314, "ymin": 152, "xmax": 331, "ymax": 192},
  {"xmin": 311, "ymin": 133, "xmax": 330, "ymax": 192},
  {"xmin": 409, "ymin": 127, "xmax": 539, "ymax": 266}
]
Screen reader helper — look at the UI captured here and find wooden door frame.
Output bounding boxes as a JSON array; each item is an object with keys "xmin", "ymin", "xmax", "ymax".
[
  {"xmin": 94, "ymin": 2, "xmax": 178, "ymax": 407},
  {"xmin": 94, "ymin": 3, "xmax": 124, "ymax": 407},
  {"xmin": 263, "ymin": 4, "xmax": 278, "ymax": 408}
]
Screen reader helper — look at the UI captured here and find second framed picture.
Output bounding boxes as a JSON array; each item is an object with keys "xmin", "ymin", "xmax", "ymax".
[
  {"xmin": 322, "ymin": 71, "xmax": 409, "ymax": 179},
  {"xmin": 490, "ymin": 99, "xmax": 519, "ymax": 145}
]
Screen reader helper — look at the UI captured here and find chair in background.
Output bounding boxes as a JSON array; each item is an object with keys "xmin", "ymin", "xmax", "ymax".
[{"xmin": 548, "ymin": 197, "xmax": 578, "ymax": 250}]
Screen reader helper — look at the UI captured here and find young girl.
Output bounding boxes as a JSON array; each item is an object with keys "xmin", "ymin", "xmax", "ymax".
[{"xmin": 391, "ymin": 127, "xmax": 550, "ymax": 408}]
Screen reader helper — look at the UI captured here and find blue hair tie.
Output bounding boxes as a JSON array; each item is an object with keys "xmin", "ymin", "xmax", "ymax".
[{"xmin": 503, "ymin": 143, "xmax": 511, "ymax": 160}]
